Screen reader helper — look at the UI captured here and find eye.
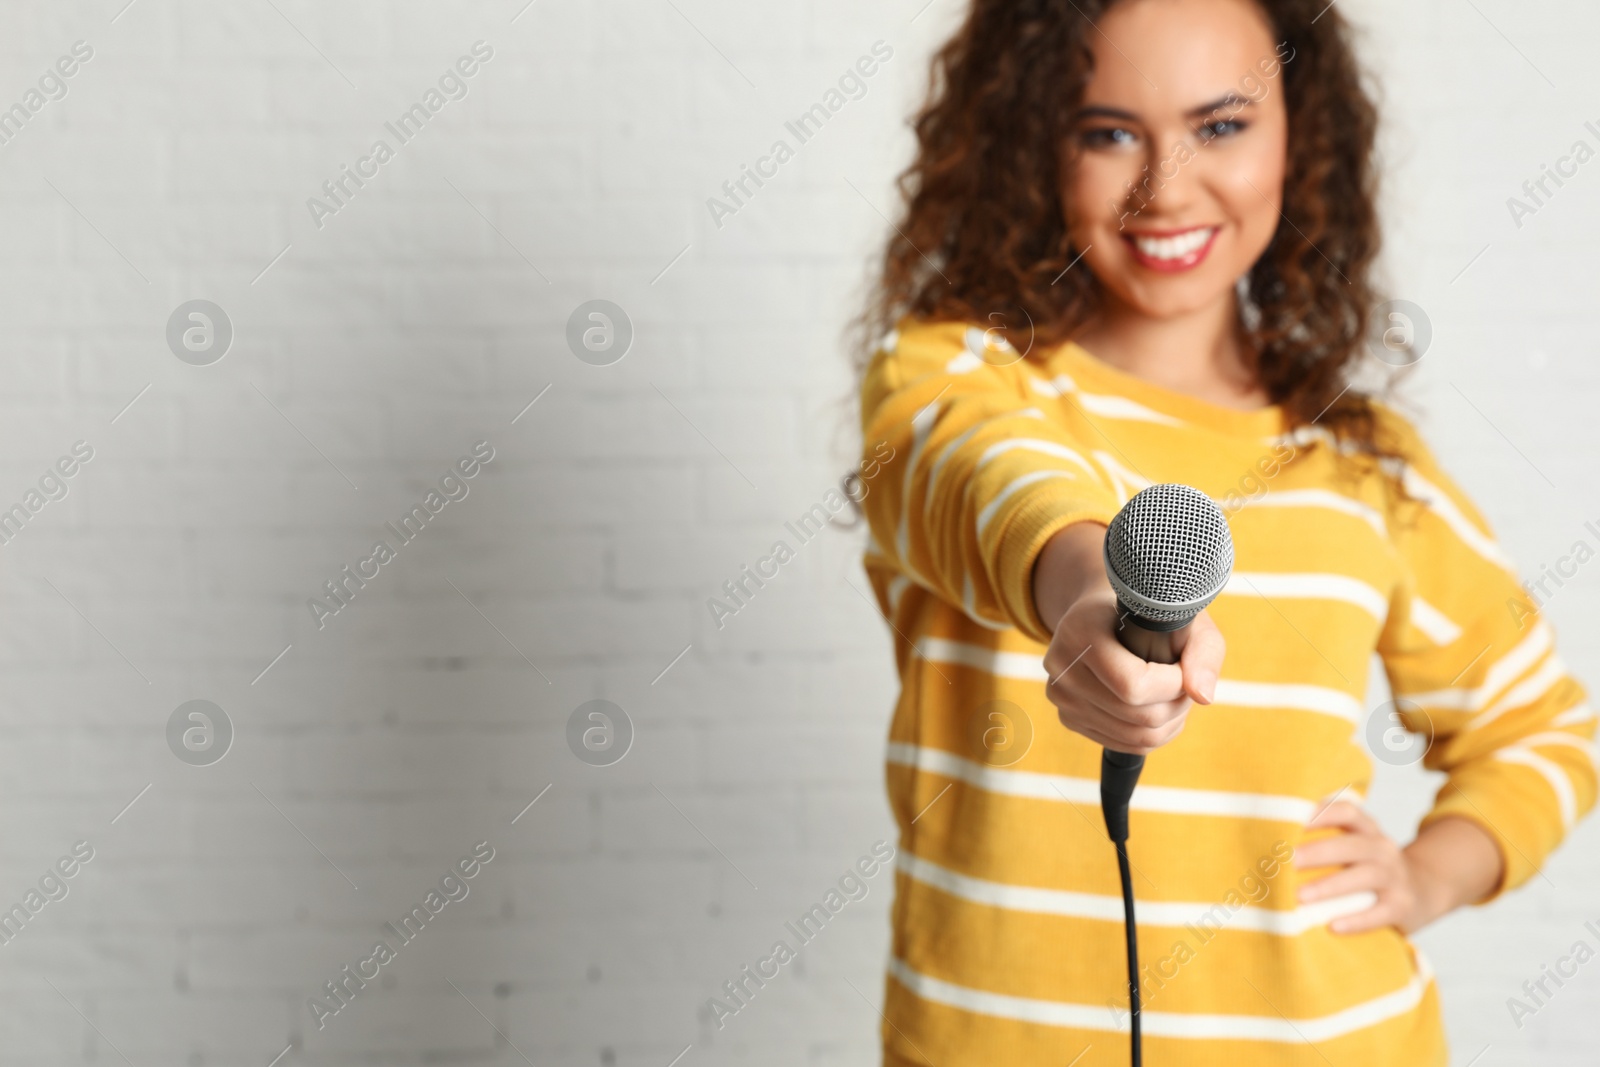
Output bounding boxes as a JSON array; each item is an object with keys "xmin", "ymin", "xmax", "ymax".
[
  {"xmin": 1079, "ymin": 125, "xmax": 1139, "ymax": 149},
  {"xmin": 1197, "ymin": 117, "xmax": 1249, "ymax": 143}
]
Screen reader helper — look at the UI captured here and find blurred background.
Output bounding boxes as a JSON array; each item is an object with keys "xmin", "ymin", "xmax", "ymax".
[{"xmin": 0, "ymin": 0, "xmax": 1596, "ymax": 1063}]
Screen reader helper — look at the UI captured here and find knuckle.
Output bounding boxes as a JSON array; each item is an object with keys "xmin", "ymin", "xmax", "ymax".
[
  {"xmin": 1059, "ymin": 702, "xmax": 1100, "ymax": 728},
  {"xmin": 1129, "ymin": 701, "xmax": 1183, "ymax": 730},
  {"xmin": 1103, "ymin": 667, "xmax": 1140, "ymax": 705},
  {"xmin": 1124, "ymin": 678, "xmax": 1156, "ymax": 706},
  {"xmin": 1081, "ymin": 628, "xmax": 1115, "ymax": 659},
  {"xmin": 1125, "ymin": 726, "xmax": 1166, "ymax": 751},
  {"xmin": 1043, "ymin": 647, "xmax": 1075, "ymax": 678},
  {"xmin": 1120, "ymin": 705, "xmax": 1163, "ymax": 730}
]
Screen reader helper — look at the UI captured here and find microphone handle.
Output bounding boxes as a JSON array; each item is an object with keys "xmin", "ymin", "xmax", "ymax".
[
  {"xmin": 1114, "ymin": 615, "xmax": 1185, "ymax": 665},
  {"xmin": 1099, "ymin": 613, "xmax": 1187, "ymax": 843}
]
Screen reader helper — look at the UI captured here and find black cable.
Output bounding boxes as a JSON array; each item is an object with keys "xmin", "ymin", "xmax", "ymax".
[
  {"xmin": 1100, "ymin": 748, "xmax": 1145, "ymax": 1066},
  {"xmin": 1116, "ymin": 839, "xmax": 1142, "ymax": 1067}
]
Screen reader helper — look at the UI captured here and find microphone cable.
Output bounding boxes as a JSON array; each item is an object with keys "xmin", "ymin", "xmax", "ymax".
[
  {"xmin": 1115, "ymin": 838, "xmax": 1141, "ymax": 1066},
  {"xmin": 1101, "ymin": 747, "xmax": 1144, "ymax": 1067}
]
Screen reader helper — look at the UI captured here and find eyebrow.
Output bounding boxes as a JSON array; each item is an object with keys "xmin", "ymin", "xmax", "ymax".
[
  {"xmin": 1073, "ymin": 92, "xmax": 1256, "ymax": 123},
  {"xmin": 1189, "ymin": 91, "xmax": 1254, "ymax": 118}
]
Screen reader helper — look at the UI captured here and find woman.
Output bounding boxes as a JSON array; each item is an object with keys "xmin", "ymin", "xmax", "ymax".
[{"xmin": 855, "ymin": 0, "xmax": 1595, "ymax": 1062}]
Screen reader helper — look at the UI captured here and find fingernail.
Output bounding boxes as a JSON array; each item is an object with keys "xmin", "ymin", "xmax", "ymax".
[{"xmin": 1199, "ymin": 674, "xmax": 1217, "ymax": 704}]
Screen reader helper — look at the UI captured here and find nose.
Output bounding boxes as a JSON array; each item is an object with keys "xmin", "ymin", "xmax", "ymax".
[{"xmin": 1127, "ymin": 126, "xmax": 1204, "ymax": 219}]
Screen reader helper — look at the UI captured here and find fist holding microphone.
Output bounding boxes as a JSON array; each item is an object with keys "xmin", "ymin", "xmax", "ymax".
[{"xmin": 1031, "ymin": 483, "xmax": 1235, "ymax": 838}]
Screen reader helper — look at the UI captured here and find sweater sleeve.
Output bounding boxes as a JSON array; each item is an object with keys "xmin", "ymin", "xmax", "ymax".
[
  {"xmin": 858, "ymin": 320, "xmax": 1123, "ymax": 644},
  {"xmin": 1375, "ymin": 417, "xmax": 1597, "ymax": 898}
]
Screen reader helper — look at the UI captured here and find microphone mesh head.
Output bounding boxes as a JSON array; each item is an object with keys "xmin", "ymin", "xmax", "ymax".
[{"xmin": 1104, "ymin": 483, "xmax": 1234, "ymax": 626}]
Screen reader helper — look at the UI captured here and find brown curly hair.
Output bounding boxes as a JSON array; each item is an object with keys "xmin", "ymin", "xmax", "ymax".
[{"xmin": 857, "ymin": 0, "xmax": 1406, "ymax": 466}]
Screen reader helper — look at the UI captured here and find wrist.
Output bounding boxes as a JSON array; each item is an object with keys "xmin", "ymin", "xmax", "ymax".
[
  {"xmin": 1400, "ymin": 816, "xmax": 1504, "ymax": 929},
  {"xmin": 1031, "ymin": 521, "xmax": 1112, "ymax": 635},
  {"xmin": 1399, "ymin": 849, "xmax": 1458, "ymax": 930}
]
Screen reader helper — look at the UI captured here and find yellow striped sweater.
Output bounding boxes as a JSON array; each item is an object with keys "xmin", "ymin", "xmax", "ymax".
[{"xmin": 858, "ymin": 318, "xmax": 1596, "ymax": 1066}]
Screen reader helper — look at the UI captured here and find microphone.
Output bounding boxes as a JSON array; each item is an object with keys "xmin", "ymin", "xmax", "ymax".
[
  {"xmin": 1095, "ymin": 482, "xmax": 1233, "ymax": 1067},
  {"xmin": 1098, "ymin": 482, "xmax": 1234, "ymax": 840}
]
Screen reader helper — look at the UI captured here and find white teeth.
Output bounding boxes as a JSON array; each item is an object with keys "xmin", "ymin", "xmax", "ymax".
[{"xmin": 1132, "ymin": 227, "xmax": 1215, "ymax": 260}]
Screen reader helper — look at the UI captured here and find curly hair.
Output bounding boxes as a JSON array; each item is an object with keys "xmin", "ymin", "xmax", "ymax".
[{"xmin": 856, "ymin": 0, "xmax": 1407, "ymax": 469}]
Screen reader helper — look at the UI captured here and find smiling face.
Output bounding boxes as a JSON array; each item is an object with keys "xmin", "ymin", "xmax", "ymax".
[{"xmin": 1063, "ymin": 0, "xmax": 1290, "ymax": 321}]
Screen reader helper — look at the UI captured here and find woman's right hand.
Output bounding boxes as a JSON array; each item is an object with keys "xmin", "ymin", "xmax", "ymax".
[{"xmin": 1034, "ymin": 523, "xmax": 1225, "ymax": 756}]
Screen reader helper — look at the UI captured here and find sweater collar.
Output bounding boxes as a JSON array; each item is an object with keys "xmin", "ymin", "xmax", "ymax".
[{"xmin": 1045, "ymin": 340, "xmax": 1287, "ymax": 440}]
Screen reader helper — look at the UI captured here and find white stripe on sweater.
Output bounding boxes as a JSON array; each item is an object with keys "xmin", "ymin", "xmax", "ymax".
[
  {"xmin": 1518, "ymin": 730, "xmax": 1600, "ymax": 776},
  {"xmin": 1213, "ymin": 679, "xmax": 1363, "ymax": 725},
  {"xmin": 975, "ymin": 437, "xmax": 1101, "ymax": 480},
  {"xmin": 1462, "ymin": 652, "xmax": 1568, "ymax": 734},
  {"xmin": 1494, "ymin": 747, "xmax": 1578, "ymax": 829},
  {"xmin": 1401, "ymin": 623, "xmax": 1552, "ymax": 714},
  {"xmin": 1402, "ymin": 466, "xmax": 1513, "ymax": 571},
  {"xmin": 1551, "ymin": 704, "xmax": 1596, "ymax": 727},
  {"xmin": 917, "ymin": 637, "xmax": 1048, "ymax": 680},
  {"xmin": 1230, "ymin": 488, "xmax": 1387, "ymax": 539},
  {"xmin": 1409, "ymin": 597, "xmax": 1463, "ymax": 646},
  {"xmin": 886, "ymin": 742, "xmax": 1318, "ymax": 824},
  {"xmin": 1091, "ymin": 451, "xmax": 1153, "ymax": 503},
  {"xmin": 916, "ymin": 638, "xmax": 1361, "ymax": 725},
  {"xmin": 1222, "ymin": 571, "xmax": 1388, "ymax": 625},
  {"xmin": 975, "ymin": 470, "xmax": 1079, "ymax": 538},
  {"xmin": 898, "ymin": 851, "xmax": 1374, "ymax": 935},
  {"xmin": 1030, "ymin": 374, "xmax": 1184, "ymax": 425},
  {"xmin": 887, "ymin": 954, "xmax": 1433, "ymax": 1042},
  {"xmin": 1270, "ymin": 425, "xmax": 1511, "ymax": 571},
  {"xmin": 895, "ymin": 399, "xmax": 943, "ymax": 573}
]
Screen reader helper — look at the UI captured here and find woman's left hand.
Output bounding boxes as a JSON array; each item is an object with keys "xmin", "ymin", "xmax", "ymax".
[{"xmin": 1294, "ymin": 800, "xmax": 1450, "ymax": 935}]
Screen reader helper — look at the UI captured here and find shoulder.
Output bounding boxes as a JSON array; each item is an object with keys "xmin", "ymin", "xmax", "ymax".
[
  {"xmin": 862, "ymin": 315, "xmax": 1040, "ymax": 399},
  {"xmin": 872, "ymin": 317, "xmax": 962, "ymax": 359},
  {"xmin": 1367, "ymin": 400, "xmax": 1458, "ymax": 490},
  {"xmin": 1329, "ymin": 398, "xmax": 1453, "ymax": 492},
  {"xmin": 864, "ymin": 316, "xmax": 1049, "ymax": 435},
  {"xmin": 1365, "ymin": 400, "xmax": 1433, "ymax": 470},
  {"xmin": 868, "ymin": 315, "xmax": 1013, "ymax": 369},
  {"xmin": 1367, "ymin": 399, "xmax": 1504, "ymax": 553}
]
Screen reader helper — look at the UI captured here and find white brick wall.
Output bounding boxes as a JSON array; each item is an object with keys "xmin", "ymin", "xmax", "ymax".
[{"xmin": 0, "ymin": 0, "xmax": 1595, "ymax": 1064}]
